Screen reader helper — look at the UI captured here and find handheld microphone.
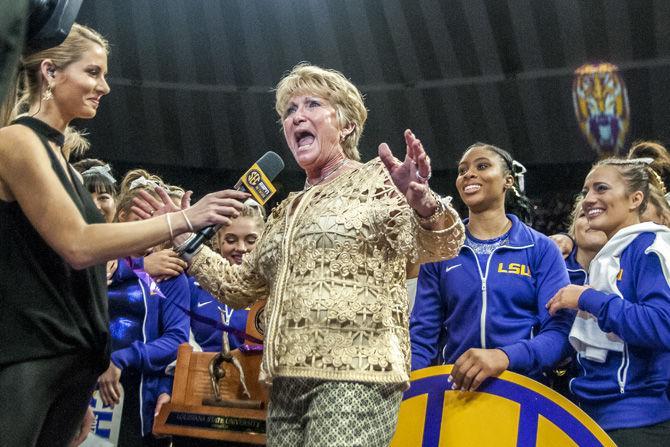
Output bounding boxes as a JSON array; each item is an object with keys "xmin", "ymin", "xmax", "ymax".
[{"xmin": 178, "ymin": 151, "xmax": 285, "ymax": 258}]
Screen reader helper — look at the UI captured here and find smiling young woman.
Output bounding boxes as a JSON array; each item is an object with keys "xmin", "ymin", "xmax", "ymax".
[
  {"xmin": 565, "ymin": 196, "xmax": 608, "ymax": 284},
  {"xmin": 72, "ymin": 158, "xmax": 118, "ymax": 223},
  {"xmin": 546, "ymin": 158, "xmax": 670, "ymax": 445},
  {"xmin": 410, "ymin": 142, "xmax": 573, "ymax": 395},
  {"xmin": 580, "ymin": 164, "xmax": 646, "ymax": 239},
  {"xmin": 213, "ymin": 200, "xmax": 265, "ymax": 266}
]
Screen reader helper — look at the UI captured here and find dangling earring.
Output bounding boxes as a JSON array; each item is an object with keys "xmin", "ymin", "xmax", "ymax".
[
  {"xmin": 42, "ymin": 84, "xmax": 53, "ymax": 101},
  {"xmin": 340, "ymin": 133, "xmax": 346, "ymax": 143}
]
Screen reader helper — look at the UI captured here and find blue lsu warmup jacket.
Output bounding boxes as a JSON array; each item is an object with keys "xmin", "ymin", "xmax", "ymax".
[
  {"xmin": 410, "ymin": 214, "xmax": 574, "ymax": 382},
  {"xmin": 109, "ymin": 258, "xmax": 190, "ymax": 436},
  {"xmin": 565, "ymin": 244, "xmax": 588, "ymax": 286},
  {"xmin": 188, "ymin": 276, "xmax": 249, "ymax": 352},
  {"xmin": 570, "ymin": 232, "xmax": 670, "ymax": 430}
]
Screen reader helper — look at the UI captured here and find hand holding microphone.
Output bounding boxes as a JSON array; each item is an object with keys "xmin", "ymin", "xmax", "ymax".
[
  {"xmin": 131, "ymin": 186, "xmax": 249, "ymax": 231},
  {"xmin": 131, "ymin": 151, "xmax": 285, "ymax": 258},
  {"xmin": 178, "ymin": 151, "xmax": 285, "ymax": 258}
]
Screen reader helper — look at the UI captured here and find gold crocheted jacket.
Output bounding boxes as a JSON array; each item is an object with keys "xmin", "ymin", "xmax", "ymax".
[{"xmin": 189, "ymin": 158, "xmax": 464, "ymax": 387}]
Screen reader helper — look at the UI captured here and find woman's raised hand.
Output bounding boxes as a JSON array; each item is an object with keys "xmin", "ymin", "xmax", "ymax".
[
  {"xmin": 379, "ymin": 129, "xmax": 437, "ymax": 217},
  {"xmin": 131, "ymin": 187, "xmax": 249, "ymax": 231},
  {"xmin": 131, "ymin": 187, "xmax": 189, "ymax": 218}
]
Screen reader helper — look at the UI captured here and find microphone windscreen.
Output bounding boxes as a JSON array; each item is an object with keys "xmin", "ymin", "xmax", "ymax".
[
  {"xmin": 256, "ymin": 151, "xmax": 285, "ymax": 181},
  {"xmin": 178, "ymin": 150, "xmax": 285, "ymax": 258}
]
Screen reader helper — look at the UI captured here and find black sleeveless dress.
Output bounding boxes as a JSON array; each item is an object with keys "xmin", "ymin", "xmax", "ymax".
[{"xmin": 0, "ymin": 116, "xmax": 109, "ymax": 373}]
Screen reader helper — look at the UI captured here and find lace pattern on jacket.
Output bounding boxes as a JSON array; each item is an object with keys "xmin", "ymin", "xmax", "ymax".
[{"xmin": 190, "ymin": 158, "xmax": 464, "ymax": 386}]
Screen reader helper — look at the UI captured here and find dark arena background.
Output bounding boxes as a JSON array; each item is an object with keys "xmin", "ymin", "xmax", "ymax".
[{"xmin": 74, "ymin": 0, "xmax": 670, "ymax": 234}]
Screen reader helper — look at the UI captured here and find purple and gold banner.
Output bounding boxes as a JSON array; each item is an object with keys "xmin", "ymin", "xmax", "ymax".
[{"xmin": 391, "ymin": 365, "xmax": 615, "ymax": 447}]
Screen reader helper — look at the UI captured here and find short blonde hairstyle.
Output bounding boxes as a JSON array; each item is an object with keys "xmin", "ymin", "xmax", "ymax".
[{"xmin": 275, "ymin": 63, "xmax": 367, "ymax": 161}]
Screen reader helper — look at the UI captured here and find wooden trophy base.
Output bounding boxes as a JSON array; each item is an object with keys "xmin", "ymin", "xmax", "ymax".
[{"xmin": 153, "ymin": 343, "xmax": 268, "ymax": 444}]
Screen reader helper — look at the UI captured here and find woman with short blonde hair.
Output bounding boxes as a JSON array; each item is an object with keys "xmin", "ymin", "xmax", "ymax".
[{"xmin": 152, "ymin": 63, "xmax": 465, "ymax": 446}]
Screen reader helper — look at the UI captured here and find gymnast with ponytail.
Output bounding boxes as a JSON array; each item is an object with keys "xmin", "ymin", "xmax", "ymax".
[
  {"xmin": 546, "ymin": 158, "xmax": 670, "ymax": 445},
  {"xmin": 551, "ymin": 140, "xmax": 670, "ymax": 260},
  {"xmin": 410, "ymin": 143, "xmax": 573, "ymax": 391}
]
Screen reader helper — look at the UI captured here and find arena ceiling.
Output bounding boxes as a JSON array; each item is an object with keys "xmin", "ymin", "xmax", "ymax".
[{"xmin": 76, "ymin": 0, "xmax": 670, "ymax": 187}]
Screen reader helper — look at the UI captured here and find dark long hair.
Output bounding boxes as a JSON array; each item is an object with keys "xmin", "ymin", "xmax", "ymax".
[
  {"xmin": 72, "ymin": 158, "xmax": 117, "ymax": 197},
  {"xmin": 462, "ymin": 143, "xmax": 534, "ymax": 225}
]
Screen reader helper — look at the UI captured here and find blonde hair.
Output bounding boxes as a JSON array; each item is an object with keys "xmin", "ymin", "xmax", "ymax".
[
  {"xmin": 275, "ymin": 63, "xmax": 367, "ymax": 161},
  {"xmin": 567, "ymin": 195, "xmax": 585, "ymax": 238},
  {"xmin": 1, "ymin": 24, "xmax": 109, "ymax": 157},
  {"xmin": 165, "ymin": 184, "xmax": 186, "ymax": 205},
  {"xmin": 114, "ymin": 169, "xmax": 165, "ymax": 222},
  {"xmin": 210, "ymin": 199, "xmax": 266, "ymax": 253},
  {"xmin": 593, "ymin": 158, "xmax": 666, "ymax": 216},
  {"xmin": 240, "ymin": 198, "xmax": 266, "ymax": 229},
  {"xmin": 645, "ymin": 186, "xmax": 670, "ymax": 227},
  {"xmin": 627, "ymin": 140, "xmax": 670, "ymax": 194}
]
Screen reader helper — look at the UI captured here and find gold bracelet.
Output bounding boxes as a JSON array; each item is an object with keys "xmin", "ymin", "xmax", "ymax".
[{"xmin": 414, "ymin": 192, "xmax": 449, "ymax": 225}]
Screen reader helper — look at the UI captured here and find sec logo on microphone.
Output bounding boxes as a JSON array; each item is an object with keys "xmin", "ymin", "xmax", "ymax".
[
  {"xmin": 391, "ymin": 365, "xmax": 615, "ymax": 447},
  {"xmin": 247, "ymin": 170, "xmax": 262, "ymax": 186}
]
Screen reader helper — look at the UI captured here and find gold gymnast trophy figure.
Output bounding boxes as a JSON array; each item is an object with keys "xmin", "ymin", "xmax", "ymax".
[{"xmin": 153, "ymin": 301, "xmax": 268, "ymax": 444}]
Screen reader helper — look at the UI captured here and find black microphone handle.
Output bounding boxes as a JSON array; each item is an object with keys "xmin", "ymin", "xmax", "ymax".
[
  {"xmin": 180, "ymin": 183, "xmax": 250, "ymax": 256},
  {"xmin": 177, "ymin": 149, "xmax": 286, "ymax": 258},
  {"xmin": 181, "ymin": 224, "xmax": 221, "ymax": 256}
]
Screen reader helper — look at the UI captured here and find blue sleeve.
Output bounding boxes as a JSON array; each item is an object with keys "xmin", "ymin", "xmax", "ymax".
[
  {"xmin": 579, "ymin": 249, "xmax": 670, "ymax": 350},
  {"xmin": 157, "ymin": 374, "xmax": 174, "ymax": 396},
  {"xmin": 130, "ymin": 257, "xmax": 144, "ymax": 271},
  {"xmin": 410, "ymin": 262, "xmax": 446, "ymax": 370},
  {"xmin": 112, "ymin": 274, "xmax": 191, "ymax": 373},
  {"xmin": 189, "ymin": 279, "xmax": 224, "ymax": 352},
  {"xmin": 112, "ymin": 257, "xmax": 144, "ymax": 282},
  {"xmin": 500, "ymin": 237, "xmax": 574, "ymax": 375}
]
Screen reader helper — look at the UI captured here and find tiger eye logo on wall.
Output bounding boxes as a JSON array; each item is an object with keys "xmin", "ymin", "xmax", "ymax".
[
  {"xmin": 254, "ymin": 307, "xmax": 265, "ymax": 336},
  {"xmin": 573, "ymin": 62, "xmax": 630, "ymax": 156},
  {"xmin": 391, "ymin": 366, "xmax": 615, "ymax": 447}
]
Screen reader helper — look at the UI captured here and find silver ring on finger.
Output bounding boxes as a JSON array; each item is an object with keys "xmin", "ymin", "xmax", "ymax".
[{"xmin": 416, "ymin": 170, "xmax": 431, "ymax": 183}]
